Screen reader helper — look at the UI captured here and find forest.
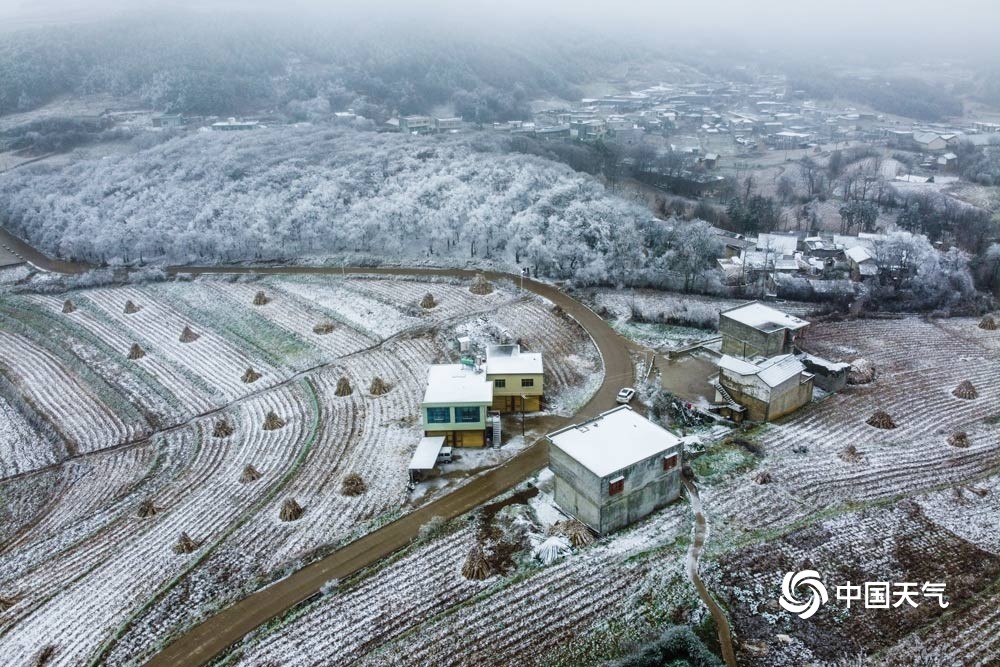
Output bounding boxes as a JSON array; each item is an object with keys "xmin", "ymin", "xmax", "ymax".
[{"xmin": 0, "ymin": 126, "xmax": 723, "ymax": 290}]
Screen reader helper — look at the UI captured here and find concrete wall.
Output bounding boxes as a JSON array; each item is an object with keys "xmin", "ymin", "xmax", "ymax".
[
  {"xmin": 549, "ymin": 443, "xmax": 603, "ymax": 531},
  {"xmin": 720, "ymin": 371, "xmax": 813, "ymax": 422},
  {"xmin": 765, "ymin": 375, "xmax": 813, "ymax": 421},
  {"xmin": 719, "ymin": 317, "xmax": 789, "ymax": 358}
]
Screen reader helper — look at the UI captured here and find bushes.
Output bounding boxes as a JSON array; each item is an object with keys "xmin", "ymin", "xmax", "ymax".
[{"xmin": 610, "ymin": 625, "xmax": 723, "ymax": 667}]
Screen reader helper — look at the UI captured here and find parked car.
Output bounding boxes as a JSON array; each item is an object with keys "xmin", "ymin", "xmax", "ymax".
[
  {"xmin": 436, "ymin": 447, "xmax": 453, "ymax": 464},
  {"xmin": 616, "ymin": 387, "xmax": 636, "ymax": 404}
]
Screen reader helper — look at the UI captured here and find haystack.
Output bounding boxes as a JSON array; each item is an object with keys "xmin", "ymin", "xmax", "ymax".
[
  {"xmin": 179, "ymin": 326, "xmax": 200, "ymax": 343},
  {"xmin": 979, "ymin": 315, "xmax": 997, "ymax": 330},
  {"xmin": 213, "ymin": 419, "xmax": 234, "ymax": 438},
  {"xmin": 866, "ymin": 410, "xmax": 897, "ymax": 429},
  {"xmin": 252, "ymin": 290, "xmax": 269, "ymax": 306},
  {"xmin": 369, "ymin": 376, "xmax": 391, "ymax": 396},
  {"xmin": 0, "ymin": 593, "xmax": 20, "ymax": 612},
  {"xmin": 461, "ymin": 543, "xmax": 492, "ymax": 580},
  {"xmin": 62, "ymin": 299, "xmax": 75, "ymax": 314},
  {"xmin": 839, "ymin": 444, "xmax": 864, "ymax": 463},
  {"xmin": 263, "ymin": 411, "xmax": 285, "ymax": 430},
  {"xmin": 469, "ymin": 273, "xmax": 494, "ymax": 295},
  {"xmin": 420, "ymin": 293, "xmax": 437, "ymax": 309},
  {"xmin": 242, "ymin": 367, "xmax": 262, "ymax": 384},
  {"xmin": 953, "ymin": 380, "xmax": 978, "ymax": 400},
  {"xmin": 754, "ymin": 470, "xmax": 774, "ymax": 484},
  {"xmin": 127, "ymin": 343, "xmax": 145, "ymax": 360},
  {"xmin": 334, "ymin": 377, "xmax": 352, "ymax": 396},
  {"xmin": 172, "ymin": 532, "xmax": 199, "ymax": 554},
  {"xmin": 280, "ymin": 498, "xmax": 304, "ymax": 522},
  {"xmin": 313, "ymin": 322, "xmax": 336, "ymax": 335},
  {"xmin": 240, "ymin": 464, "xmax": 262, "ymax": 483},
  {"xmin": 34, "ymin": 646, "xmax": 56, "ymax": 667},
  {"xmin": 553, "ymin": 519, "xmax": 595, "ymax": 548},
  {"xmin": 136, "ymin": 499, "xmax": 160, "ymax": 518},
  {"xmin": 341, "ymin": 472, "xmax": 367, "ymax": 497},
  {"xmin": 124, "ymin": 300, "xmax": 141, "ymax": 314},
  {"xmin": 948, "ymin": 432, "xmax": 970, "ymax": 448},
  {"xmin": 847, "ymin": 358, "xmax": 876, "ymax": 385}
]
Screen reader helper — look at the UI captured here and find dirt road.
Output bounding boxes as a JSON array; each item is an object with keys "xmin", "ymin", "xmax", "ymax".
[
  {"xmin": 0, "ymin": 227, "xmax": 92, "ymax": 273},
  {"xmin": 138, "ymin": 264, "xmax": 632, "ymax": 667}
]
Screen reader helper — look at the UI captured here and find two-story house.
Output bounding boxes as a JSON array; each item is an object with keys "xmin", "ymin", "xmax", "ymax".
[
  {"xmin": 547, "ymin": 406, "xmax": 684, "ymax": 534},
  {"xmin": 485, "ymin": 344, "xmax": 544, "ymax": 412},
  {"xmin": 719, "ymin": 302, "xmax": 810, "ymax": 359},
  {"xmin": 421, "ymin": 364, "xmax": 493, "ymax": 447}
]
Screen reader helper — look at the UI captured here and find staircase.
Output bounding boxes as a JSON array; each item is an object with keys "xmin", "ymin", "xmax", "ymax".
[
  {"xmin": 490, "ymin": 412, "xmax": 502, "ymax": 447},
  {"xmin": 712, "ymin": 382, "xmax": 744, "ymax": 413}
]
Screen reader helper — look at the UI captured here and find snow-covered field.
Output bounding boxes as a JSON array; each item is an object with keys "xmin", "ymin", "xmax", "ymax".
[{"xmin": 0, "ymin": 275, "xmax": 602, "ymax": 666}]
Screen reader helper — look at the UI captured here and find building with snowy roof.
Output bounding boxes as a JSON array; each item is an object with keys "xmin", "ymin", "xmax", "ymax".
[
  {"xmin": 547, "ymin": 406, "xmax": 684, "ymax": 534},
  {"xmin": 421, "ymin": 364, "xmax": 494, "ymax": 447},
  {"xmin": 716, "ymin": 354, "xmax": 814, "ymax": 422},
  {"xmin": 485, "ymin": 344, "xmax": 544, "ymax": 412},
  {"xmin": 719, "ymin": 302, "xmax": 810, "ymax": 359}
]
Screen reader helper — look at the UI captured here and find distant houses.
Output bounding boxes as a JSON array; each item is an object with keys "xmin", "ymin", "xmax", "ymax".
[{"xmin": 547, "ymin": 406, "xmax": 684, "ymax": 534}]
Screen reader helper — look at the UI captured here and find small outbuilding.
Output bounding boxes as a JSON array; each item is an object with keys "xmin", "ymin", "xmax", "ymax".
[
  {"xmin": 408, "ymin": 436, "xmax": 446, "ymax": 484},
  {"xmin": 717, "ymin": 354, "xmax": 814, "ymax": 422},
  {"xmin": 547, "ymin": 406, "xmax": 684, "ymax": 535}
]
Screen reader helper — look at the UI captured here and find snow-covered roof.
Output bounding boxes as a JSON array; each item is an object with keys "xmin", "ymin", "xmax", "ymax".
[
  {"xmin": 485, "ymin": 344, "xmax": 543, "ymax": 376},
  {"xmin": 845, "ymin": 246, "xmax": 873, "ymax": 263},
  {"xmin": 755, "ymin": 233, "xmax": 799, "ymax": 256},
  {"xmin": 548, "ymin": 406, "xmax": 682, "ymax": 478},
  {"xmin": 721, "ymin": 302, "xmax": 809, "ymax": 332},
  {"xmin": 409, "ymin": 436, "xmax": 445, "ymax": 471},
  {"xmin": 719, "ymin": 354, "xmax": 808, "ymax": 388},
  {"xmin": 422, "ymin": 364, "xmax": 493, "ymax": 405},
  {"xmin": 800, "ymin": 353, "xmax": 851, "ymax": 373}
]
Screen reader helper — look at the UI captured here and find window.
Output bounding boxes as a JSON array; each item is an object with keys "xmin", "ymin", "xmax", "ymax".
[
  {"xmin": 521, "ymin": 378, "xmax": 535, "ymax": 388},
  {"xmin": 662, "ymin": 454, "xmax": 678, "ymax": 471},
  {"xmin": 608, "ymin": 476, "xmax": 625, "ymax": 496},
  {"xmin": 494, "ymin": 378, "xmax": 506, "ymax": 388},
  {"xmin": 455, "ymin": 406, "xmax": 481, "ymax": 423},
  {"xmin": 426, "ymin": 407, "xmax": 450, "ymax": 424}
]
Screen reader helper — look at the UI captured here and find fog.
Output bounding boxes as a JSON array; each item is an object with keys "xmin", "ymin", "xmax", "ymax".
[{"xmin": 2, "ymin": 0, "xmax": 998, "ymax": 60}]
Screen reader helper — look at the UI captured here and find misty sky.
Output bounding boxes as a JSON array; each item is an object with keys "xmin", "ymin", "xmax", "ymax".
[{"xmin": 1, "ymin": 0, "xmax": 996, "ymax": 59}]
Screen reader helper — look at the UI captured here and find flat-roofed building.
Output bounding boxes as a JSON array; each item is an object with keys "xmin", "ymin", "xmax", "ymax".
[
  {"xmin": 719, "ymin": 302, "xmax": 810, "ymax": 359},
  {"xmin": 485, "ymin": 344, "xmax": 544, "ymax": 412},
  {"xmin": 421, "ymin": 364, "xmax": 493, "ymax": 447}
]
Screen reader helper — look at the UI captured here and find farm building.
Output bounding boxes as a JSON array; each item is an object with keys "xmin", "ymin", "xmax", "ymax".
[
  {"xmin": 485, "ymin": 344, "xmax": 544, "ymax": 412},
  {"xmin": 846, "ymin": 246, "xmax": 878, "ymax": 281},
  {"xmin": 421, "ymin": 364, "xmax": 494, "ymax": 447},
  {"xmin": 716, "ymin": 354, "xmax": 814, "ymax": 422},
  {"xmin": 719, "ymin": 302, "xmax": 810, "ymax": 359},
  {"xmin": 547, "ymin": 406, "xmax": 684, "ymax": 535}
]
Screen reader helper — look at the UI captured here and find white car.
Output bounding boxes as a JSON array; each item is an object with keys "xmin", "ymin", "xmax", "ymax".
[{"xmin": 616, "ymin": 387, "xmax": 636, "ymax": 404}]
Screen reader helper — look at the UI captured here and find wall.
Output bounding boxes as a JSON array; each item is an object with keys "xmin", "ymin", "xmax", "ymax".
[
  {"xmin": 488, "ymin": 373, "xmax": 544, "ymax": 412},
  {"xmin": 719, "ymin": 317, "xmax": 789, "ymax": 358},
  {"xmin": 421, "ymin": 403, "xmax": 488, "ymax": 431}
]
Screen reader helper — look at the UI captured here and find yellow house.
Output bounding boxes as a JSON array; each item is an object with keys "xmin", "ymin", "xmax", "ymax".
[
  {"xmin": 485, "ymin": 344, "xmax": 544, "ymax": 412},
  {"xmin": 421, "ymin": 364, "xmax": 493, "ymax": 447}
]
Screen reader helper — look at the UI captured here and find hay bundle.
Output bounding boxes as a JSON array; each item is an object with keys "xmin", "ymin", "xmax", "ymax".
[
  {"xmin": 280, "ymin": 498, "xmax": 304, "ymax": 521},
  {"xmin": 34, "ymin": 646, "xmax": 56, "ymax": 667},
  {"xmin": 970, "ymin": 486, "xmax": 989, "ymax": 498},
  {"xmin": 127, "ymin": 343, "xmax": 145, "ymax": 360},
  {"xmin": 839, "ymin": 444, "xmax": 864, "ymax": 463},
  {"xmin": 313, "ymin": 322, "xmax": 336, "ymax": 335},
  {"xmin": 263, "ymin": 411, "xmax": 285, "ymax": 430},
  {"xmin": 553, "ymin": 519, "xmax": 595, "ymax": 548},
  {"xmin": 461, "ymin": 543, "xmax": 492, "ymax": 580},
  {"xmin": 252, "ymin": 290, "xmax": 269, "ymax": 306},
  {"xmin": 242, "ymin": 367, "xmax": 262, "ymax": 384},
  {"xmin": 179, "ymin": 326, "xmax": 200, "ymax": 343},
  {"xmin": 847, "ymin": 358, "xmax": 876, "ymax": 385},
  {"xmin": 240, "ymin": 464, "xmax": 262, "ymax": 483},
  {"xmin": 0, "ymin": 593, "xmax": 22, "ymax": 612},
  {"xmin": 341, "ymin": 472, "xmax": 367, "ymax": 496},
  {"xmin": 754, "ymin": 470, "xmax": 774, "ymax": 485},
  {"xmin": 953, "ymin": 380, "xmax": 978, "ymax": 400},
  {"xmin": 136, "ymin": 499, "xmax": 160, "ymax": 518},
  {"xmin": 334, "ymin": 377, "xmax": 352, "ymax": 396},
  {"xmin": 948, "ymin": 432, "xmax": 970, "ymax": 448},
  {"xmin": 469, "ymin": 273, "xmax": 494, "ymax": 295},
  {"xmin": 213, "ymin": 419, "xmax": 234, "ymax": 438},
  {"xmin": 979, "ymin": 316, "xmax": 997, "ymax": 330},
  {"xmin": 369, "ymin": 376, "xmax": 391, "ymax": 396},
  {"xmin": 420, "ymin": 293, "xmax": 437, "ymax": 309},
  {"xmin": 62, "ymin": 299, "xmax": 75, "ymax": 314},
  {"xmin": 866, "ymin": 410, "xmax": 896, "ymax": 429},
  {"xmin": 124, "ymin": 300, "xmax": 141, "ymax": 314},
  {"xmin": 172, "ymin": 532, "xmax": 199, "ymax": 554}
]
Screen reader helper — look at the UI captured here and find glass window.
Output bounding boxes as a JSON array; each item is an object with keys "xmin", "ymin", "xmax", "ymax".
[
  {"xmin": 521, "ymin": 378, "xmax": 535, "ymax": 388},
  {"xmin": 426, "ymin": 407, "xmax": 450, "ymax": 424},
  {"xmin": 455, "ymin": 406, "xmax": 481, "ymax": 423},
  {"xmin": 494, "ymin": 379, "xmax": 506, "ymax": 388}
]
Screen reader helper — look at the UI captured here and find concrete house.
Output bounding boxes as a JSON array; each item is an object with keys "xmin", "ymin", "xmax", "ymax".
[
  {"xmin": 716, "ymin": 354, "xmax": 814, "ymax": 422},
  {"xmin": 421, "ymin": 364, "xmax": 493, "ymax": 447},
  {"xmin": 485, "ymin": 344, "xmax": 544, "ymax": 412},
  {"xmin": 719, "ymin": 302, "xmax": 810, "ymax": 359},
  {"xmin": 548, "ymin": 406, "xmax": 684, "ymax": 534},
  {"xmin": 846, "ymin": 245, "xmax": 878, "ymax": 281}
]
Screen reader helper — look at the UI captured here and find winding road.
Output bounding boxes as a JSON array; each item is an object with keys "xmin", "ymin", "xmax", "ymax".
[{"xmin": 0, "ymin": 231, "xmax": 736, "ymax": 666}]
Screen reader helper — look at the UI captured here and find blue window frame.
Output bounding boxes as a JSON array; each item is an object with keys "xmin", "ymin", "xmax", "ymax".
[
  {"xmin": 426, "ymin": 407, "xmax": 450, "ymax": 424},
  {"xmin": 455, "ymin": 406, "xmax": 481, "ymax": 423}
]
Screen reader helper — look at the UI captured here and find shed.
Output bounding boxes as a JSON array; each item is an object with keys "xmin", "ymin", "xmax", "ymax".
[{"xmin": 408, "ymin": 436, "xmax": 446, "ymax": 484}]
